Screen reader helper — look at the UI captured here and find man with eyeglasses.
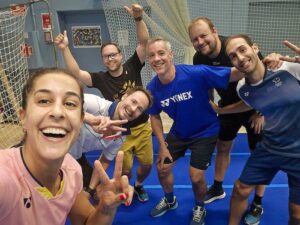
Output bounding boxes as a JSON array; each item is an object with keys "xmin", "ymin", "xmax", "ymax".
[{"xmin": 54, "ymin": 3, "xmax": 153, "ymax": 203}]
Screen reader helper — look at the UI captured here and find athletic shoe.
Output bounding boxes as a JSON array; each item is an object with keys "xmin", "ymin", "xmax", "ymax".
[
  {"xmin": 203, "ymin": 185, "xmax": 226, "ymax": 204},
  {"xmin": 244, "ymin": 203, "xmax": 263, "ymax": 225},
  {"xmin": 134, "ymin": 185, "xmax": 149, "ymax": 202},
  {"xmin": 190, "ymin": 206, "xmax": 206, "ymax": 225},
  {"xmin": 150, "ymin": 197, "xmax": 178, "ymax": 217}
]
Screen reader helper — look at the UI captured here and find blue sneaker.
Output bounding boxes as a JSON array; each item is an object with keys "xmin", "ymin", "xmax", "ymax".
[
  {"xmin": 244, "ymin": 203, "xmax": 263, "ymax": 225},
  {"xmin": 134, "ymin": 185, "xmax": 149, "ymax": 202},
  {"xmin": 150, "ymin": 197, "xmax": 178, "ymax": 217},
  {"xmin": 190, "ymin": 206, "xmax": 206, "ymax": 225}
]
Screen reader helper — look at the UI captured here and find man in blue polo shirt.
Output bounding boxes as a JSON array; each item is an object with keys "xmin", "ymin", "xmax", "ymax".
[{"xmin": 223, "ymin": 34, "xmax": 300, "ymax": 225}]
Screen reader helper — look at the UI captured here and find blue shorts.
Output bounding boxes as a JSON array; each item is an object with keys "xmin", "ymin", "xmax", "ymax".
[{"xmin": 239, "ymin": 145, "xmax": 300, "ymax": 204}]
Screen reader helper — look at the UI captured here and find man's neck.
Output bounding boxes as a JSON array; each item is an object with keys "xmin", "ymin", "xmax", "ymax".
[
  {"xmin": 108, "ymin": 66, "xmax": 124, "ymax": 77},
  {"xmin": 247, "ymin": 62, "xmax": 266, "ymax": 84},
  {"xmin": 112, "ymin": 105, "xmax": 119, "ymax": 120},
  {"xmin": 158, "ymin": 65, "xmax": 176, "ymax": 85},
  {"xmin": 208, "ymin": 38, "xmax": 222, "ymax": 59}
]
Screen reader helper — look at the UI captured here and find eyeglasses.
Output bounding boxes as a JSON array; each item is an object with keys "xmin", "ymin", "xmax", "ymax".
[{"xmin": 103, "ymin": 52, "xmax": 119, "ymax": 61}]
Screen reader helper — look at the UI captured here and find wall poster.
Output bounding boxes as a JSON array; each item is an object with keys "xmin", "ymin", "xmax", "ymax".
[{"xmin": 71, "ymin": 26, "xmax": 102, "ymax": 48}]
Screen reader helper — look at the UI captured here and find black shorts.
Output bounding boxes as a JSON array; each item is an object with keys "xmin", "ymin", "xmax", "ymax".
[
  {"xmin": 218, "ymin": 110, "xmax": 262, "ymax": 150},
  {"xmin": 164, "ymin": 133, "xmax": 217, "ymax": 170}
]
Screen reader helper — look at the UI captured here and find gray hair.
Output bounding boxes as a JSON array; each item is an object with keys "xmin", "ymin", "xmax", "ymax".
[{"xmin": 147, "ymin": 37, "xmax": 172, "ymax": 51}]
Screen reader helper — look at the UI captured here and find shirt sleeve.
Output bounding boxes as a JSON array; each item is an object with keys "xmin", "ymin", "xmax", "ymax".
[
  {"xmin": 146, "ymin": 101, "xmax": 162, "ymax": 116},
  {"xmin": 236, "ymin": 79, "xmax": 252, "ymax": 107},
  {"xmin": 200, "ymin": 65, "xmax": 231, "ymax": 89},
  {"xmin": 0, "ymin": 169, "xmax": 20, "ymax": 220},
  {"xmin": 277, "ymin": 61, "xmax": 300, "ymax": 80},
  {"xmin": 83, "ymin": 94, "xmax": 112, "ymax": 116},
  {"xmin": 126, "ymin": 51, "xmax": 145, "ymax": 72}
]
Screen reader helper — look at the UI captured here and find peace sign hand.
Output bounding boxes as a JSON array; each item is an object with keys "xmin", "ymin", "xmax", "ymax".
[
  {"xmin": 279, "ymin": 40, "xmax": 300, "ymax": 63},
  {"xmin": 94, "ymin": 151, "xmax": 133, "ymax": 213}
]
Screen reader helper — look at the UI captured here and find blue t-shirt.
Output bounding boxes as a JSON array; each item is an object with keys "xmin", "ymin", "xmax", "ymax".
[
  {"xmin": 147, "ymin": 64, "xmax": 231, "ymax": 139},
  {"xmin": 237, "ymin": 61, "xmax": 300, "ymax": 158}
]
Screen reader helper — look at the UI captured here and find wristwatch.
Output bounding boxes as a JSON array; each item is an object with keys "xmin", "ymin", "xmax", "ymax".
[{"xmin": 134, "ymin": 16, "xmax": 143, "ymax": 21}]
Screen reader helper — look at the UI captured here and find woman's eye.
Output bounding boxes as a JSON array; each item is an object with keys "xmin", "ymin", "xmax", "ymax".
[
  {"xmin": 38, "ymin": 99, "xmax": 50, "ymax": 104},
  {"xmin": 65, "ymin": 102, "xmax": 77, "ymax": 108}
]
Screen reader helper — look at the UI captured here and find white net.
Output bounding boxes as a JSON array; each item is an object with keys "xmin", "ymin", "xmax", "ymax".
[
  {"xmin": 101, "ymin": 0, "xmax": 300, "ymax": 86},
  {"xmin": 0, "ymin": 5, "xmax": 29, "ymax": 149}
]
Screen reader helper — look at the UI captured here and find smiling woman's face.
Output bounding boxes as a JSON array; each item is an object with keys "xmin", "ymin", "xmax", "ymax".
[{"xmin": 20, "ymin": 72, "xmax": 83, "ymax": 161}]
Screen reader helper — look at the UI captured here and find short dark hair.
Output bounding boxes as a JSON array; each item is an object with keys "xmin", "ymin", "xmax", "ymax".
[
  {"xmin": 100, "ymin": 42, "xmax": 121, "ymax": 56},
  {"xmin": 224, "ymin": 34, "xmax": 254, "ymax": 53},
  {"xmin": 125, "ymin": 86, "xmax": 153, "ymax": 109},
  {"xmin": 22, "ymin": 68, "xmax": 84, "ymax": 115}
]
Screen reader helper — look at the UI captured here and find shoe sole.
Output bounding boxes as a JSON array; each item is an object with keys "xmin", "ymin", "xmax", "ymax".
[
  {"xmin": 204, "ymin": 192, "xmax": 226, "ymax": 204},
  {"xmin": 244, "ymin": 221, "xmax": 260, "ymax": 225},
  {"xmin": 151, "ymin": 202, "xmax": 178, "ymax": 217},
  {"xmin": 134, "ymin": 189, "xmax": 149, "ymax": 202},
  {"xmin": 244, "ymin": 209, "xmax": 263, "ymax": 225}
]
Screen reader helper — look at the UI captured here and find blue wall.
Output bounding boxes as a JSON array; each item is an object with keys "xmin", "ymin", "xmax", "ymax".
[{"xmin": 0, "ymin": 0, "xmax": 108, "ymax": 73}]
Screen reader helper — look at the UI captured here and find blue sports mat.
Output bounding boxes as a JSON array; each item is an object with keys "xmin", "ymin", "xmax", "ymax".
[{"xmin": 66, "ymin": 134, "xmax": 289, "ymax": 225}]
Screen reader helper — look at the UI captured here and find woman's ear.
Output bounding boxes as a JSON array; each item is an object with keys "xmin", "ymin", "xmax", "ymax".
[{"xmin": 19, "ymin": 108, "xmax": 26, "ymax": 129}]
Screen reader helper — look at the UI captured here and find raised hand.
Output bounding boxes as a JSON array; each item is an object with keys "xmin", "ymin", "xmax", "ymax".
[
  {"xmin": 84, "ymin": 113, "xmax": 128, "ymax": 136},
  {"xmin": 262, "ymin": 53, "xmax": 283, "ymax": 69},
  {"xmin": 124, "ymin": 3, "xmax": 143, "ymax": 18},
  {"xmin": 54, "ymin": 30, "xmax": 69, "ymax": 49},
  {"xmin": 94, "ymin": 151, "xmax": 133, "ymax": 212},
  {"xmin": 279, "ymin": 40, "xmax": 300, "ymax": 63}
]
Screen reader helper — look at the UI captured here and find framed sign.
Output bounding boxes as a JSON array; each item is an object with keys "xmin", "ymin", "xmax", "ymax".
[
  {"xmin": 71, "ymin": 26, "xmax": 102, "ymax": 48},
  {"xmin": 41, "ymin": 13, "xmax": 52, "ymax": 30}
]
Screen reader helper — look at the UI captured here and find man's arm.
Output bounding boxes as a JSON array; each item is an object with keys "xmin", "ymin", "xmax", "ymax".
[
  {"xmin": 54, "ymin": 31, "xmax": 93, "ymax": 86},
  {"xmin": 229, "ymin": 67, "xmax": 244, "ymax": 82},
  {"xmin": 150, "ymin": 114, "xmax": 173, "ymax": 167},
  {"xmin": 124, "ymin": 4, "xmax": 149, "ymax": 64},
  {"xmin": 150, "ymin": 114, "xmax": 165, "ymax": 147},
  {"xmin": 211, "ymin": 100, "xmax": 264, "ymax": 134},
  {"xmin": 217, "ymin": 100, "xmax": 252, "ymax": 114}
]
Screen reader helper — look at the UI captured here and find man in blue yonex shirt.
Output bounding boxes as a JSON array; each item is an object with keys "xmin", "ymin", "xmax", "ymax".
[
  {"xmin": 146, "ymin": 37, "xmax": 243, "ymax": 225},
  {"xmin": 223, "ymin": 34, "xmax": 300, "ymax": 225}
]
